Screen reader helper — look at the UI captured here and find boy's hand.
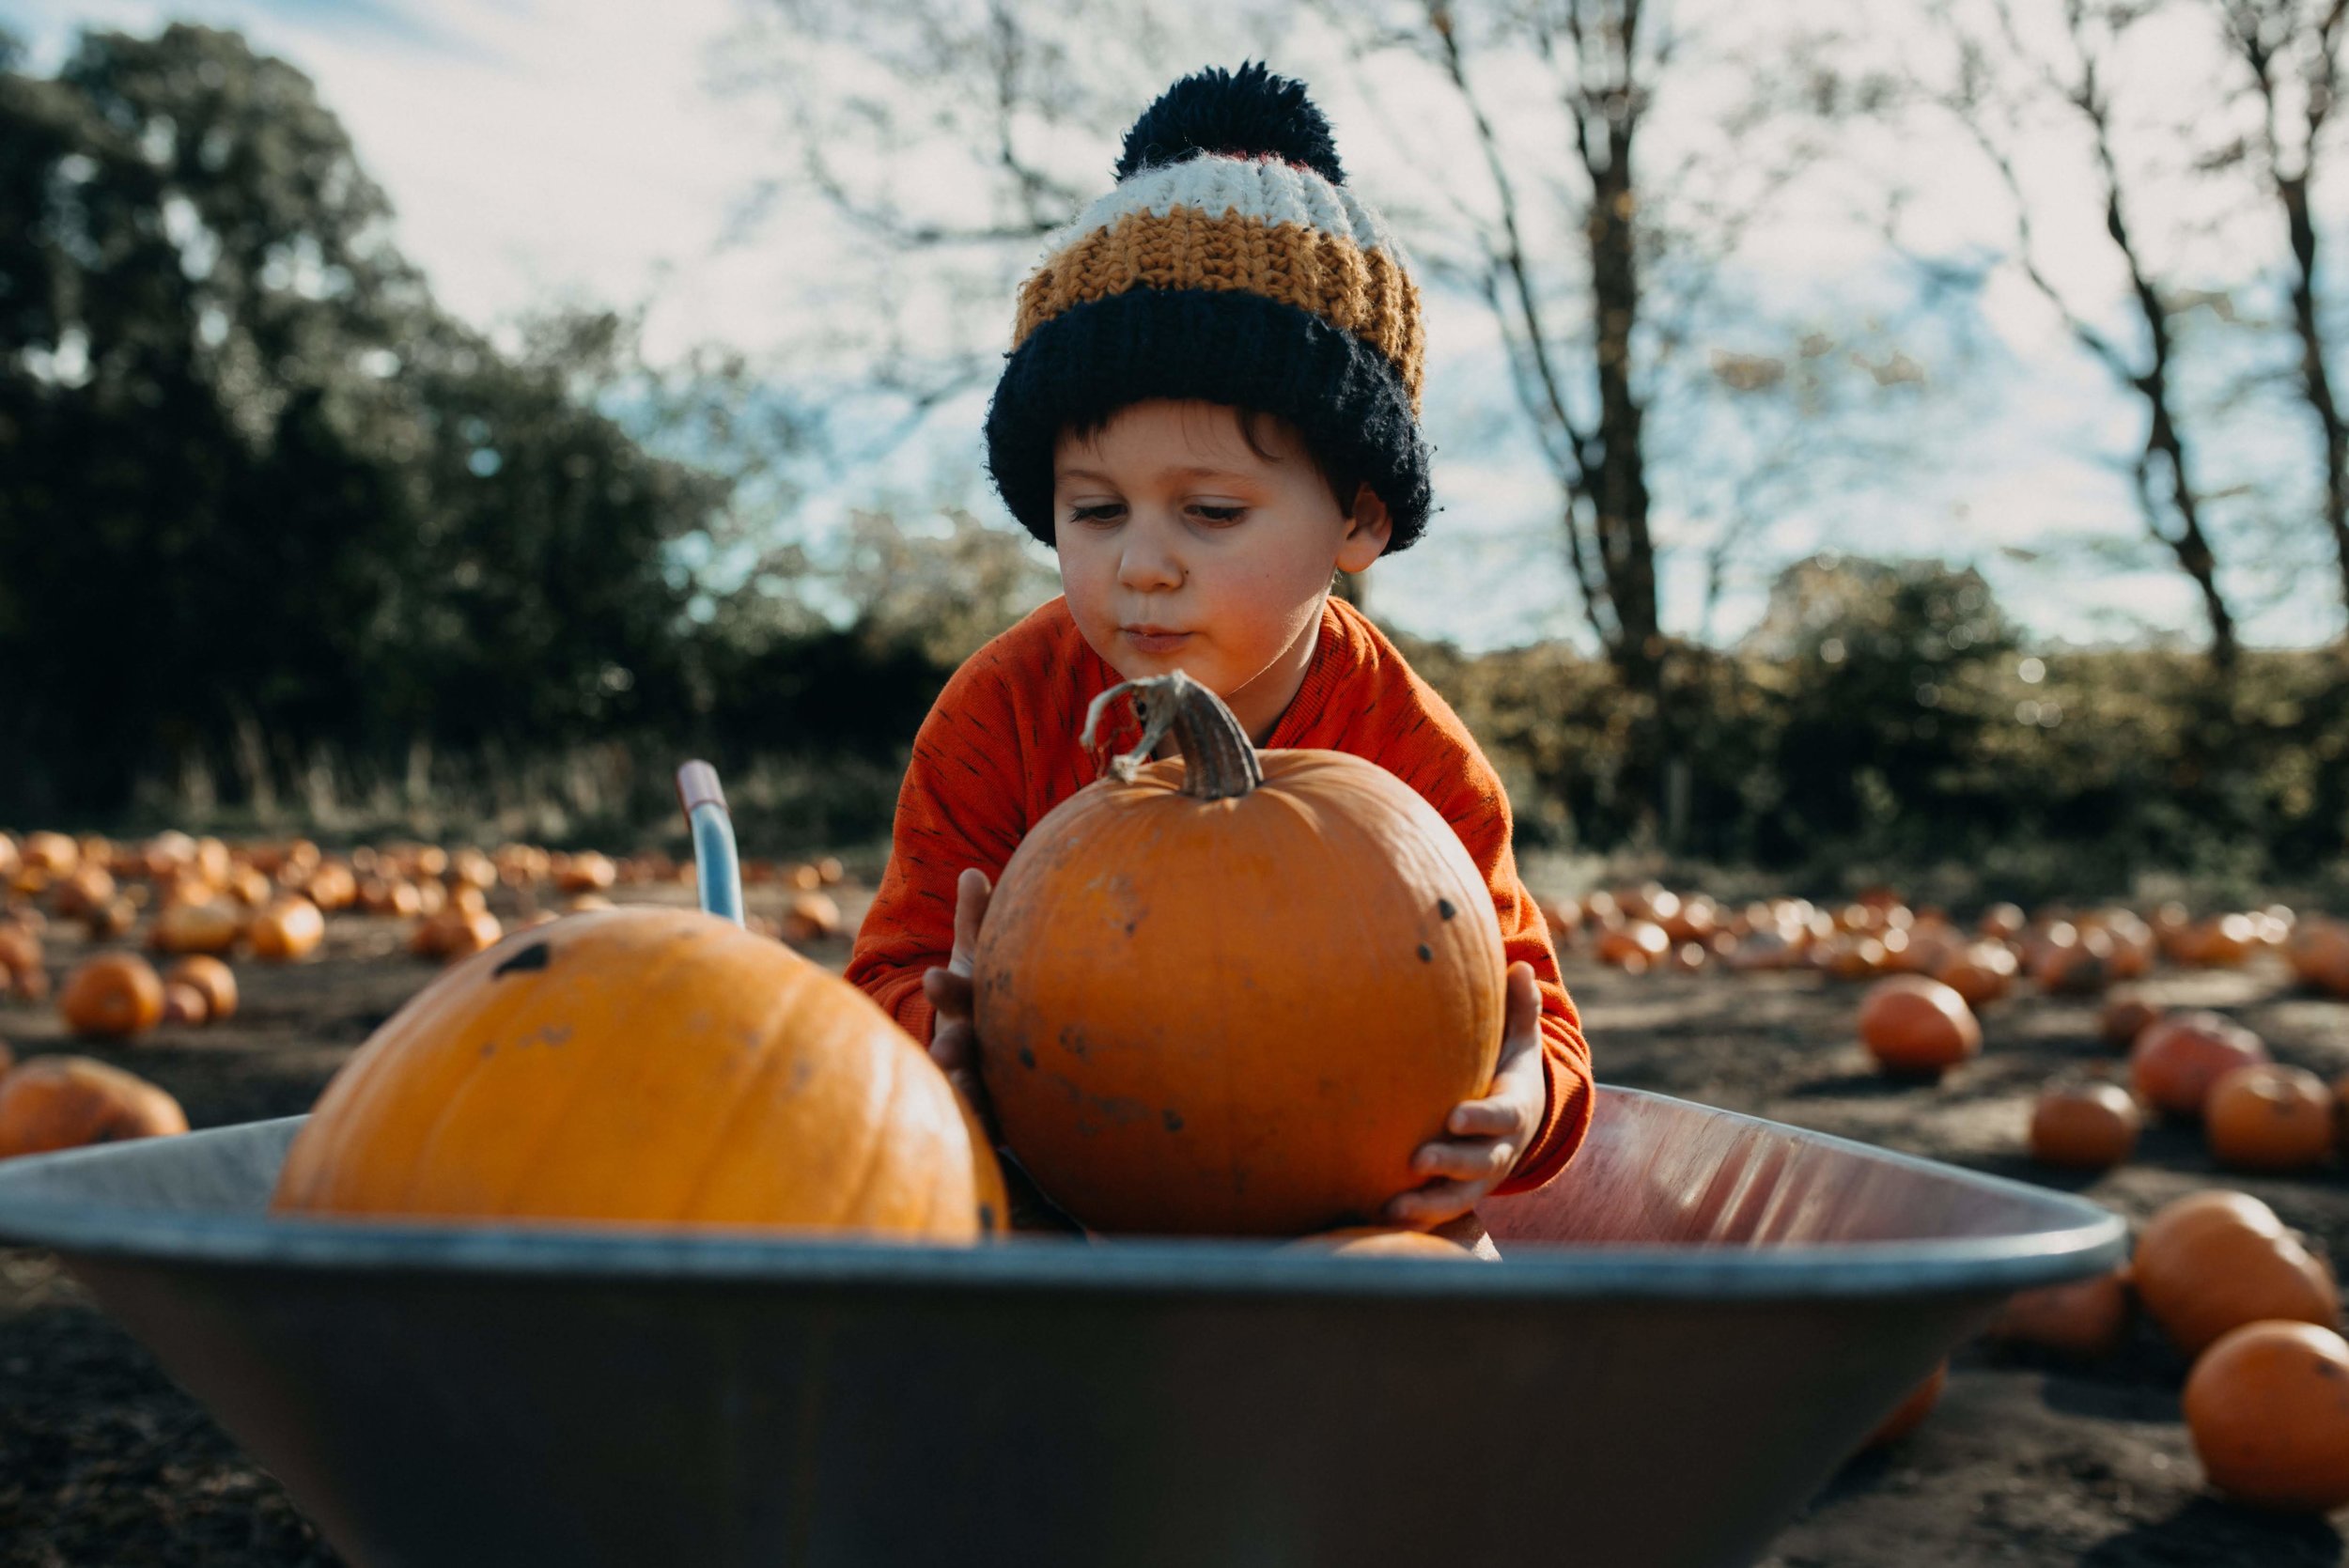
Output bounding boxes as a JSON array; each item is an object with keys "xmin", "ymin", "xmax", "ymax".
[
  {"xmin": 921, "ymin": 868, "xmax": 994, "ymax": 1126},
  {"xmin": 1384, "ymin": 962, "xmax": 1545, "ymax": 1230}
]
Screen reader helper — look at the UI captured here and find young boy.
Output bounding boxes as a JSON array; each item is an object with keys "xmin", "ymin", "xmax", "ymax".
[{"xmin": 846, "ymin": 62, "xmax": 1593, "ymax": 1227}]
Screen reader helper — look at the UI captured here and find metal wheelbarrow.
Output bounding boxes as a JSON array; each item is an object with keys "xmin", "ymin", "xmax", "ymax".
[{"xmin": 0, "ymin": 769, "xmax": 2123, "ymax": 1567}]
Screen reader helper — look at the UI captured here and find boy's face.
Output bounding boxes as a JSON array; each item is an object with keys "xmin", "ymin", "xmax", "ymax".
[{"xmin": 1051, "ymin": 399, "xmax": 1391, "ymax": 722}]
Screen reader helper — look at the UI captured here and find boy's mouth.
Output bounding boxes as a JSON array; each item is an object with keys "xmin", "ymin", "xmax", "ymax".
[{"xmin": 1121, "ymin": 626, "xmax": 1191, "ymax": 653}]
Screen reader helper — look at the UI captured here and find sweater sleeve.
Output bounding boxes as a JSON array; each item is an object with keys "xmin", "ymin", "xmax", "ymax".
[{"xmin": 844, "ymin": 660, "xmax": 1033, "ymax": 1044}]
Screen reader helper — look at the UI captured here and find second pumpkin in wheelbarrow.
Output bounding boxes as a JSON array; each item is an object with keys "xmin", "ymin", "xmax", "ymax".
[
  {"xmin": 972, "ymin": 672, "xmax": 1507, "ymax": 1237},
  {"xmin": 272, "ymin": 908, "xmax": 1002, "ymax": 1241}
]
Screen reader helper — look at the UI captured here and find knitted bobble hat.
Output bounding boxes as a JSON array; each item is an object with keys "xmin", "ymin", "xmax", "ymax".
[{"xmin": 984, "ymin": 61, "xmax": 1433, "ymax": 551}]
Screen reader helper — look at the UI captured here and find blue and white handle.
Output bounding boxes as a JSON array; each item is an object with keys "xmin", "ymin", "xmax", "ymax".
[{"xmin": 675, "ymin": 760, "xmax": 744, "ymax": 928}]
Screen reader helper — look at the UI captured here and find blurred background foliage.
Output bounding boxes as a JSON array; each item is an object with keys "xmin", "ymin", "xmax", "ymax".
[{"xmin": 4, "ymin": 19, "xmax": 2349, "ymax": 905}]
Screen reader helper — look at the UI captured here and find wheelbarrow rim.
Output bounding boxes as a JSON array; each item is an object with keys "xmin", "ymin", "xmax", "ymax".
[{"xmin": 0, "ymin": 1088, "xmax": 2125, "ymax": 1301}]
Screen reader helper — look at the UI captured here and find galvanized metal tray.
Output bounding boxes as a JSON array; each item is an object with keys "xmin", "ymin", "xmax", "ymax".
[{"xmin": 0, "ymin": 1085, "xmax": 2122, "ymax": 1568}]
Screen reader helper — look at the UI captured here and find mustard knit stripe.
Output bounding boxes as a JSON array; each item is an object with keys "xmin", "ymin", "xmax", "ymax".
[{"xmin": 1013, "ymin": 205, "xmax": 1425, "ymax": 412}]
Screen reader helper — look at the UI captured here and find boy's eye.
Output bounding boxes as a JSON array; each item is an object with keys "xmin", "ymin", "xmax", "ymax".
[
  {"xmin": 1067, "ymin": 503, "xmax": 1124, "ymax": 524},
  {"xmin": 1190, "ymin": 505, "xmax": 1247, "ymax": 525}
]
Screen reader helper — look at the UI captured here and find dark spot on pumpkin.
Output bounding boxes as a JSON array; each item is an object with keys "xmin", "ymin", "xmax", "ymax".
[
  {"xmin": 1438, "ymin": 899, "xmax": 1456, "ymax": 920},
  {"xmin": 978, "ymin": 1203, "xmax": 997, "ymax": 1230},
  {"xmin": 1162, "ymin": 1109, "xmax": 1184, "ymax": 1133},
  {"xmin": 492, "ymin": 942, "xmax": 552, "ymax": 978},
  {"xmin": 1418, "ymin": 944, "xmax": 1434, "ymax": 962},
  {"xmin": 1019, "ymin": 1047, "xmax": 1036, "ymax": 1069},
  {"xmin": 1125, "ymin": 920, "xmax": 1137, "ymax": 935}
]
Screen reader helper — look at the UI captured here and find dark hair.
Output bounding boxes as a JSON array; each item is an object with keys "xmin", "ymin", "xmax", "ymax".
[{"xmin": 1056, "ymin": 403, "xmax": 1370, "ymax": 519}]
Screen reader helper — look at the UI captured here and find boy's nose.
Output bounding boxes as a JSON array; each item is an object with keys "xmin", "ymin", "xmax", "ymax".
[{"xmin": 1116, "ymin": 536, "xmax": 1186, "ymax": 593}]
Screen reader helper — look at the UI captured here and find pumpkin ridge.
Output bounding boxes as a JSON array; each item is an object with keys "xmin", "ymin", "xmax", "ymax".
[
  {"xmin": 819, "ymin": 1015, "xmax": 911, "ymax": 1230},
  {"xmin": 498, "ymin": 917, "xmax": 743, "ymax": 1217},
  {"xmin": 666, "ymin": 977, "xmax": 807, "ymax": 1223},
  {"xmin": 409, "ymin": 915, "xmax": 671, "ymax": 1216},
  {"xmin": 415, "ymin": 936, "xmax": 633, "ymax": 1216}
]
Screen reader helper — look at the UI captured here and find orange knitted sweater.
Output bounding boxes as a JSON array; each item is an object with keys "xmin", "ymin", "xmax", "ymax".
[{"xmin": 845, "ymin": 594, "xmax": 1594, "ymax": 1195}]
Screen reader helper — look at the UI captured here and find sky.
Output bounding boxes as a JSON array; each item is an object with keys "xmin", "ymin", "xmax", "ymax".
[{"xmin": 10, "ymin": 0, "xmax": 2346, "ymax": 654}]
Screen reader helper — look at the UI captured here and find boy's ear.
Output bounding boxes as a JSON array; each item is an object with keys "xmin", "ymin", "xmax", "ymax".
[{"xmin": 1335, "ymin": 483, "xmax": 1392, "ymax": 573}]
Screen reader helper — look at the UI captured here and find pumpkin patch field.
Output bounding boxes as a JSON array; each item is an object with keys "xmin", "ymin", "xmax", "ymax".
[{"xmin": 5, "ymin": 837, "xmax": 2349, "ymax": 1564}]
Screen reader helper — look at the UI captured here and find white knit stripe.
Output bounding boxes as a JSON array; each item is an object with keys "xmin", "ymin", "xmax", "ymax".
[{"xmin": 1046, "ymin": 153, "xmax": 1397, "ymax": 259}]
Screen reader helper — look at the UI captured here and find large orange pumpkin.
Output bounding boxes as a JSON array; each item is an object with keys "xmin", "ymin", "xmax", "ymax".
[
  {"xmin": 0, "ymin": 1055, "xmax": 188, "ymax": 1157},
  {"xmin": 2186, "ymin": 1321, "xmax": 2349, "ymax": 1512},
  {"xmin": 2205, "ymin": 1063, "xmax": 2334, "ymax": 1172},
  {"xmin": 58, "ymin": 953, "xmax": 166, "ymax": 1038},
  {"xmin": 2131, "ymin": 1011, "xmax": 2268, "ymax": 1118},
  {"xmin": 1857, "ymin": 975, "xmax": 1981, "ymax": 1075},
  {"xmin": 2133, "ymin": 1190, "xmax": 2338, "ymax": 1357},
  {"xmin": 972, "ymin": 673, "xmax": 1505, "ymax": 1236},
  {"xmin": 272, "ymin": 908, "xmax": 1000, "ymax": 1240}
]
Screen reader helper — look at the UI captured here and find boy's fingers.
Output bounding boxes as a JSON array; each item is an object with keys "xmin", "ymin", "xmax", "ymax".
[
  {"xmin": 947, "ymin": 869, "xmax": 993, "ymax": 977},
  {"xmin": 923, "ymin": 964, "xmax": 974, "ymax": 1021},
  {"xmin": 1446, "ymin": 1098, "xmax": 1522, "ymax": 1139},
  {"xmin": 1501, "ymin": 961, "xmax": 1540, "ymax": 1049},
  {"xmin": 1411, "ymin": 1137, "xmax": 1516, "ymax": 1184},
  {"xmin": 1383, "ymin": 1178, "xmax": 1482, "ymax": 1229}
]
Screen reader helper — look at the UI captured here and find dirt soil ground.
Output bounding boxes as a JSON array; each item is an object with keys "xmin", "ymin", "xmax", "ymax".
[{"xmin": 4, "ymin": 885, "xmax": 2348, "ymax": 1566}]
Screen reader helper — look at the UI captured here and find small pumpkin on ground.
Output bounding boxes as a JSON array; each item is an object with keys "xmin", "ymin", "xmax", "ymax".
[
  {"xmin": 1985, "ymin": 1266, "xmax": 2132, "ymax": 1358},
  {"xmin": 0, "ymin": 1055, "xmax": 188, "ymax": 1157},
  {"xmin": 163, "ymin": 955, "xmax": 237, "ymax": 1024},
  {"xmin": 554, "ymin": 851, "xmax": 617, "ymax": 893},
  {"xmin": 2098, "ymin": 995, "xmax": 2162, "ymax": 1050},
  {"xmin": 781, "ymin": 891, "xmax": 844, "ymax": 945},
  {"xmin": 2205, "ymin": 1063, "xmax": 2335, "ymax": 1172},
  {"xmin": 2030, "ymin": 924, "xmax": 2114, "ymax": 995},
  {"xmin": 0, "ymin": 921, "xmax": 40, "ymax": 983},
  {"xmin": 152, "ymin": 899, "xmax": 241, "ymax": 956},
  {"xmin": 2186, "ymin": 1321, "xmax": 2349, "ymax": 1513},
  {"xmin": 2028, "ymin": 1081, "xmax": 2140, "ymax": 1171},
  {"xmin": 1858, "ymin": 975, "xmax": 1981, "ymax": 1076},
  {"xmin": 59, "ymin": 953, "xmax": 166, "ymax": 1038},
  {"xmin": 2133, "ymin": 1190, "xmax": 2339, "ymax": 1357},
  {"xmin": 972, "ymin": 673, "xmax": 1505, "ymax": 1237},
  {"xmin": 2131, "ymin": 1011, "xmax": 2268, "ymax": 1119},
  {"xmin": 2287, "ymin": 919, "xmax": 2349, "ymax": 998},
  {"xmin": 272, "ymin": 908, "xmax": 1002, "ymax": 1240},
  {"xmin": 1933, "ymin": 940, "xmax": 2017, "ymax": 1007},
  {"xmin": 1861, "ymin": 1360, "xmax": 1948, "ymax": 1450},
  {"xmin": 248, "ymin": 895, "xmax": 324, "ymax": 961},
  {"xmin": 160, "ymin": 984, "xmax": 208, "ymax": 1025},
  {"xmin": 1596, "ymin": 920, "xmax": 1671, "ymax": 970},
  {"xmin": 411, "ymin": 908, "xmax": 503, "ymax": 963}
]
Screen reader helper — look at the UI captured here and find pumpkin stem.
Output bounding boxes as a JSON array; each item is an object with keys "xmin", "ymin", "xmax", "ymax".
[{"xmin": 1080, "ymin": 672, "xmax": 1264, "ymax": 800}]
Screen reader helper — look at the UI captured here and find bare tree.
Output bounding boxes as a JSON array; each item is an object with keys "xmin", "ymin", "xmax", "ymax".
[
  {"xmin": 1306, "ymin": 2, "xmax": 1916, "ymax": 697},
  {"xmin": 1918, "ymin": 0, "xmax": 2242, "ymax": 670},
  {"xmin": 2215, "ymin": 0, "xmax": 2349, "ymax": 635}
]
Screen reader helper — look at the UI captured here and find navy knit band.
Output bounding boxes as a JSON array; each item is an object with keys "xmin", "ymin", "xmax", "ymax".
[{"xmin": 984, "ymin": 288, "xmax": 1432, "ymax": 553}]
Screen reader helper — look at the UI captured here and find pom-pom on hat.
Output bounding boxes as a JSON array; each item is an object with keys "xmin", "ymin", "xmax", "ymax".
[{"xmin": 985, "ymin": 62, "xmax": 1433, "ymax": 552}]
